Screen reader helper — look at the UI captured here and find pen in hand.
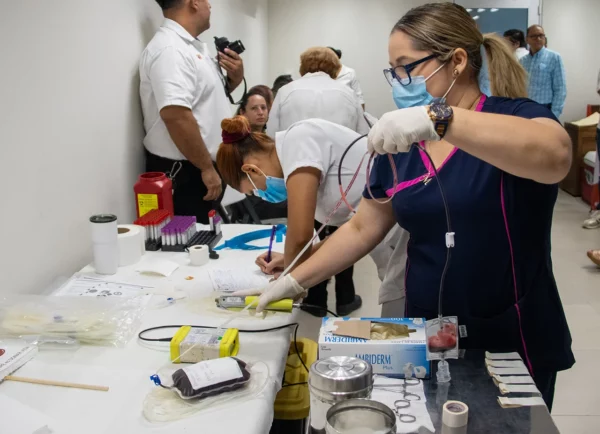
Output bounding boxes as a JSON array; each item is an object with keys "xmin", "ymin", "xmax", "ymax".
[{"xmin": 266, "ymin": 225, "xmax": 276, "ymax": 263}]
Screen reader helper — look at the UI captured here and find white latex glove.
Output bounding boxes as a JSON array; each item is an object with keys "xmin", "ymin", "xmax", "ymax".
[
  {"xmin": 367, "ymin": 106, "xmax": 440, "ymax": 155},
  {"xmin": 232, "ymin": 274, "xmax": 306, "ymax": 313}
]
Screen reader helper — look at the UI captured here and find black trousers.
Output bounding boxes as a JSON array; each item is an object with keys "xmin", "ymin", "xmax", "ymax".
[
  {"xmin": 145, "ymin": 151, "xmax": 225, "ymax": 224},
  {"xmin": 304, "ymin": 222, "xmax": 355, "ymax": 308},
  {"xmin": 535, "ymin": 369, "xmax": 557, "ymax": 412}
]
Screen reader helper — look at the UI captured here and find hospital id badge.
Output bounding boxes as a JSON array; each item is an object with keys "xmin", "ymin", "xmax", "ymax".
[{"xmin": 425, "ymin": 316, "xmax": 459, "ymax": 361}]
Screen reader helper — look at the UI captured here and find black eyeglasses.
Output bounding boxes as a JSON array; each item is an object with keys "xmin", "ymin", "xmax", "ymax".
[{"xmin": 383, "ymin": 54, "xmax": 437, "ymax": 86}]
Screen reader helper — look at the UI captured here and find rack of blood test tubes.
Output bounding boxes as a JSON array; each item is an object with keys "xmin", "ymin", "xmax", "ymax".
[
  {"xmin": 161, "ymin": 216, "xmax": 197, "ymax": 251},
  {"xmin": 160, "ymin": 215, "xmax": 223, "ymax": 252},
  {"xmin": 134, "ymin": 209, "xmax": 172, "ymax": 251}
]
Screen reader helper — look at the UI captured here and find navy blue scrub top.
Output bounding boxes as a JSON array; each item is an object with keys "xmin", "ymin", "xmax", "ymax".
[{"xmin": 365, "ymin": 96, "xmax": 574, "ymax": 374}]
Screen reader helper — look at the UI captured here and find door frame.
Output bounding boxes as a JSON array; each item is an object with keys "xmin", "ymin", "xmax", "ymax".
[{"xmin": 454, "ymin": 0, "xmax": 541, "ymax": 27}]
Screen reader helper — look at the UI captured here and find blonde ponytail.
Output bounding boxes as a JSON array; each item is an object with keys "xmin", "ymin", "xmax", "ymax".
[{"xmin": 482, "ymin": 33, "xmax": 527, "ymax": 98}]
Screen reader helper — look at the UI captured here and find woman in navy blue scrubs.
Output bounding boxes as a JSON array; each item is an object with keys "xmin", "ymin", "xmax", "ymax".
[{"xmin": 248, "ymin": 3, "xmax": 574, "ymax": 409}]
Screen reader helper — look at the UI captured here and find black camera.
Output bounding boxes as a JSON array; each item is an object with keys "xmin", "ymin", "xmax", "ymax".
[{"xmin": 214, "ymin": 36, "xmax": 245, "ymax": 55}]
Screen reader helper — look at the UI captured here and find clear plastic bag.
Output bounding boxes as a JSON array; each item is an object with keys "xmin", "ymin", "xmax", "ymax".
[
  {"xmin": 143, "ymin": 360, "xmax": 272, "ymax": 422},
  {"xmin": 425, "ymin": 316, "xmax": 459, "ymax": 361},
  {"xmin": 157, "ymin": 357, "xmax": 251, "ymax": 400},
  {"xmin": 0, "ymin": 295, "xmax": 145, "ymax": 347}
]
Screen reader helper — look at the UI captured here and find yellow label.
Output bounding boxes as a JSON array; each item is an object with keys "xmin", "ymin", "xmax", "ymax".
[{"xmin": 137, "ymin": 194, "xmax": 158, "ymax": 217}]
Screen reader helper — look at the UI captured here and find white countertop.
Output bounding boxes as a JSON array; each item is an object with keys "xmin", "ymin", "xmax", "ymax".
[{"xmin": 0, "ymin": 224, "xmax": 295, "ymax": 434}]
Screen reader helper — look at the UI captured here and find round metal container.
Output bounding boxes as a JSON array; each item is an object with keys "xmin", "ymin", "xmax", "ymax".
[
  {"xmin": 309, "ymin": 357, "xmax": 373, "ymax": 432},
  {"xmin": 325, "ymin": 399, "xmax": 397, "ymax": 434}
]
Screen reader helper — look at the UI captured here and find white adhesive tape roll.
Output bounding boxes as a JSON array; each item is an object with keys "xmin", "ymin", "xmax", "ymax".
[
  {"xmin": 118, "ymin": 225, "xmax": 145, "ymax": 267},
  {"xmin": 189, "ymin": 245, "xmax": 209, "ymax": 266},
  {"xmin": 442, "ymin": 400, "xmax": 469, "ymax": 428}
]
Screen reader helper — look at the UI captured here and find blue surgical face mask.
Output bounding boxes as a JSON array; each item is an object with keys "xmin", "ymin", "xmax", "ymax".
[
  {"xmin": 392, "ymin": 62, "xmax": 456, "ymax": 109},
  {"xmin": 247, "ymin": 172, "xmax": 287, "ymax": 203}
]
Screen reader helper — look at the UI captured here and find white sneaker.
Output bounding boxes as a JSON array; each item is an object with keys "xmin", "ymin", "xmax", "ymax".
[{"xmin": 583, "ymin": 210, "xmax": 600, "ymax": 229}]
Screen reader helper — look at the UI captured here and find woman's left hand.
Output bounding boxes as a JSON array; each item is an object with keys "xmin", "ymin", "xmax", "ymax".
[{"xmin": 367, "ymin": 106, "xmax": 440, "ymax": 155}]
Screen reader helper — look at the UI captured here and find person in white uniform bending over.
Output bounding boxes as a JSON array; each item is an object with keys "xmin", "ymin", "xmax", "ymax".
[
  {"xmin": 217, "ymin": 116, "xmax": 407, "ymax": 317},
  {"xmin": 328, "ymin": 46, "xmax": 366, "ymax": 110},
  {"xmin": 267, "ymin": 47, "xmax": 369, "ymax": 137}
]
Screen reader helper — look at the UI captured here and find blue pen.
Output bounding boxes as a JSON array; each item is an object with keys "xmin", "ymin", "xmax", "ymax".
[{"xmin": 266, "ymin": 225, "xmax": 276, "ymax": 263}]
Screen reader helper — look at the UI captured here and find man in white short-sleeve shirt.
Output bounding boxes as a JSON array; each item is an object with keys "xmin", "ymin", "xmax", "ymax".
[
  {"xmin": 140, "ymin": 0, "xmax": 244, "ymax": 223},
  {"xmin": 328, "ymin": 47, "xmax": 365, "ymax": 110}
]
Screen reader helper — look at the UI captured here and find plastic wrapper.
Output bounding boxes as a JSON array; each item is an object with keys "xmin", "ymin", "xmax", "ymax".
[
  {"xmin": 0, "ymin": 295, "xmax": 145, "ymax": 347},
  {"xmin": 425, "ymin": 316, "xmax": 459, "ymax": 361},
  {"xmin": 144, "ymin": 359, "xmax": 272, "ymax": 422}
]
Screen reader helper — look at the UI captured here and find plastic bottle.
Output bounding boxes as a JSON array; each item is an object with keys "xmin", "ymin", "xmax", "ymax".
[{"xmin": 134, "ymin": 172, "xmax": 174, "ymax": 218}]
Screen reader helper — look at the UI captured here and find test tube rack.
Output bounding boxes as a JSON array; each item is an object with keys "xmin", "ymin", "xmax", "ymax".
[
  {"xmin": 134, "ymin": 209, "xmax": 172, "ymax": 251},
  {"xmin": 160, "ymin": 214, "xmax": 223, "ymax": 252}
]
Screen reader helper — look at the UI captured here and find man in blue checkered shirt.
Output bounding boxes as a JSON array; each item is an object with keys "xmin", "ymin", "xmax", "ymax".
[{"xmin": 520, "ymin": 25, "xmax": 567, "ymax": 119}]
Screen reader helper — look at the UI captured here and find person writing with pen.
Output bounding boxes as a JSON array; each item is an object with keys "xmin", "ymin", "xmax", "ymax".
[
  {"xmin": 215, "ymin": 115, "xmax": 407, "ymax": 318},
  {"xmin": 237, "ymin": 2, "xmax": 574, "ymax": 410}
]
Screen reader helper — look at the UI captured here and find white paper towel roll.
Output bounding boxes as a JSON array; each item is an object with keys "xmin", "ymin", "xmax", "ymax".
[
  {"xmin": 189, "ymin": 245, "xmax": 209, "ymax": 266},
  {"xmin": 442, "ymin": 401, "xmax": 469, "ymax": 428},
  {"xmin": 90, "ymin": 214, "xmax": 118, "ymax": 275},
  {"xmin": 118, "ymin": 225, "xmax": 145, "ymax": 267}
]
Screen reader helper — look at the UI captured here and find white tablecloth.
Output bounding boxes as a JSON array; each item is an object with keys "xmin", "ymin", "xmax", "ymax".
[{"xmin": 0, "ymin": 224, "xmax": 294, "ymax": 434}]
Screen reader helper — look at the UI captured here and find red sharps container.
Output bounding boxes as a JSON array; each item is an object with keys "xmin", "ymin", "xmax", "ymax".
[{"xmin": 134, "ymin": 172, "xmax": 174, "ymax": 218}]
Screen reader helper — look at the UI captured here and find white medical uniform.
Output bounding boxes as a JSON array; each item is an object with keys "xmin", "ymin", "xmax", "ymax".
[
  {"xmin": 515, "ymin": 47, "xmax": 529, "ymax": 61},
  {"xmin": 336, "ymin": 64, "xmax": 365, "ymax": 106},
  {"xmin": 276, "ymin": 119, "xmax": 406, "ymax": 311},
  {"xmin": 267, "ymin": 72, "xmax": 369, "ymax": 137},
  {"xmin": 139, "ymin": 19, "xmax": 232, "ymax": 160}
]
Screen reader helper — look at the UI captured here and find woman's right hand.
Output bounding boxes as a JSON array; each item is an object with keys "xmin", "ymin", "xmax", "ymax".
[{"xmin": 255, "ymin": 251, "xmax": 284, "ymax": 275}]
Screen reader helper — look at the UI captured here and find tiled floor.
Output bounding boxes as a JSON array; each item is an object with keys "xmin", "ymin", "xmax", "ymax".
[{"xmin": 297, "ymin": 191, "xmax": 599, "ymax": 434}]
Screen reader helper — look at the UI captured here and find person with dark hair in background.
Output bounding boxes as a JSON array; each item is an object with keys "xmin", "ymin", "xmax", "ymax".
[
  {"xmin": 520, "ymin": 25, "xmax": 567, "ymax": 119},
  {"xmin": 247, "ymin": 84, "xmax": 273, "ymax": 111},
  {"xmin": 139, "ymin": 0, "xmax": 244, "ymax": 223},
  {"xmin": 236, "ymin": 87, "xmax": 271, "ymax": 132},
  {"xmin": 503, "ymin": 29, "xmax": 528, "ymax": 60},
  {"xmin": 267, "ymin": 47, "xmax": 368, "ymax": 136},
  {"xmin": 328, "ymin": 46, "xmax": 366, "ymax": 110},
  {"xmin": 272, "ymin": 74, "xmax": 293, "ymax": 98}
]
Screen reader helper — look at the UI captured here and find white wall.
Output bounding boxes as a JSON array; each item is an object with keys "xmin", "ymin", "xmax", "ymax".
[
  {"xmin": 203, "ymin": 0, "xmax": 269, "ymax": 92},
  {"xmin": 0, "ymin": 0, "xmax": 268, "ymax": 295},
  {"xmin": 267, "ymin": 0, "xmax": 441, "ymax": 118},
  {"xmin": 542, "ymin": 0, "xmax": 600, "ymax": 122}
]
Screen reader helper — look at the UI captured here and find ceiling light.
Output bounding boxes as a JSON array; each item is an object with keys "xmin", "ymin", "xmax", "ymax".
[
  {"xmin": 491, "ymin": 8, "xmax": 499, "ymax": 12},
  {"xmin": 477, "ymin": 8, "xmax": 486, "ymax": 12},
  {"xmin": 466, "ymin": 8, "xmax": 473, "ymax": 12},
  {"xmin": 473, "ymin": 15, "xmax": 480, "ymax": 20}
]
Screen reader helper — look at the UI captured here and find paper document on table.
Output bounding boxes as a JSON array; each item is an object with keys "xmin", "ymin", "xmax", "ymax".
[
  {"xmin": 498, "ymin": 383, "xmax": 541, "ymax": 395},
  {"xmin": 485, "ymin": 351, "xmax": 522, "ymax": 360},
  {"xmin": 498, "ymin": 396, "xmax": 546, "ymax": 408},
  {"xmin": 55, "ymin": 275, "xmax": 154, "ymax": 298},
  {"xmin": 208, "ymin": 269, "xmax": 270, "ymax": 293},
  {"xmin": 493, "ymin": 375, "xmax": 535, "ymax": 385},
  {"xmin": 485, "ymin": 359, "xmax": 526, "ymax": 368}
]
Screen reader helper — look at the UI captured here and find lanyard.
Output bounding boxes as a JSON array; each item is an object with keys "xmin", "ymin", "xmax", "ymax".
[{"xmin": 213, "ymin": 225, "xmax": 287, "ymax": 251}]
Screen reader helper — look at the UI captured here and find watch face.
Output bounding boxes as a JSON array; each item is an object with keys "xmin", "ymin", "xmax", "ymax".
[{"xmin": 431, "ymin": 103, "xmax": 453, "ymax": 120}]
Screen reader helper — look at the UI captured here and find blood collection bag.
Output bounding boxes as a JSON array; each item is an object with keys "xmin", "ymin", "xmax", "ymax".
[
  {"xmin": 157, "ymin": 357, "xmax": 251, "ymax": 400},
  {"xmin": 425, "ymin": 317, "xmax": 459, "ymax": 360}
]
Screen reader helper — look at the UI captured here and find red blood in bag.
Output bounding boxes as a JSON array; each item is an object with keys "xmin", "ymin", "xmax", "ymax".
[
  {"xmin": 443, "ymin": 323, "xmax": 457, "ymax": 336},
  {"xmin": 428, "ymin": 324, "xmax": 458, "ymax": 352}
]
